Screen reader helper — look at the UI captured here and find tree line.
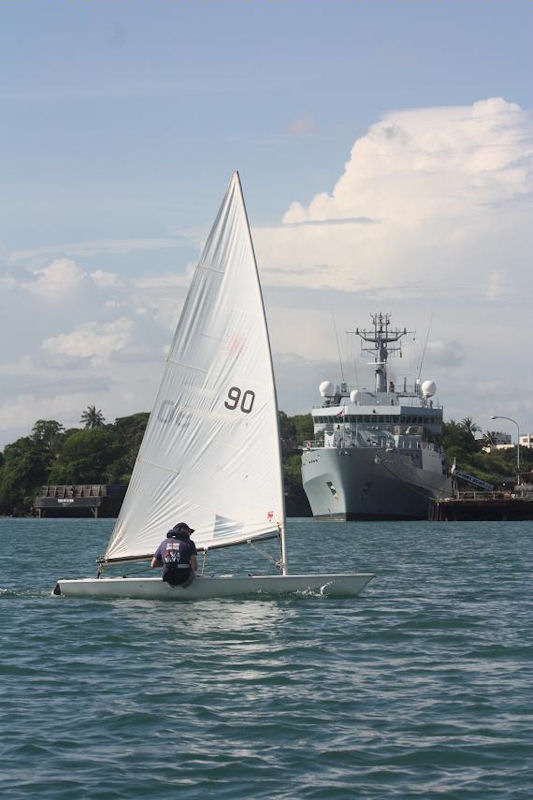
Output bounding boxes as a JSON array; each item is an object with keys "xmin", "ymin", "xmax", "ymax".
[
  {"xmin": 0, "ymin": 408, "xmax": 314, "ymax": 516},
  {"xmin": 0, "ymin": 409, "xmax": 148, "ymax": 514},
  {"xmin": 0, "ymin": 409, "xmax": 530, "ymax": 516}
]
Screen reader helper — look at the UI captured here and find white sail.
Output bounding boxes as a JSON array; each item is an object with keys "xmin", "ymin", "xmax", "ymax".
[{"xmin": 105, "ymin": 173, "xmax": 285, "ymax": 563}]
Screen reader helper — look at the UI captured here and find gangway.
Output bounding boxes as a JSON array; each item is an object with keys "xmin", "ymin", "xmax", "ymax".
[{"xmin": 452, "ymin": 468, "xmax": 493, "ymax": 491}]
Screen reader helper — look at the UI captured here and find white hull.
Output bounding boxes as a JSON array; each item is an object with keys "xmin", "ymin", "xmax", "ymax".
[{"xmin": 54, "ymin": 572, "xmax": 375, "ymax": 599}]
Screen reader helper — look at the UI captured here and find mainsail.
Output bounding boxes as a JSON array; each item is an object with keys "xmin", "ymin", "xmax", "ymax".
[{"xmin": 105, "ymin": 173, "xmax": 285, "ymax": 563}]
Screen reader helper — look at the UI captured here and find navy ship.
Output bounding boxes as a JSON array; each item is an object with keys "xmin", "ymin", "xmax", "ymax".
[{"xmin": 301, "ymin": 313, "xmax": 452, "ymax": 520}]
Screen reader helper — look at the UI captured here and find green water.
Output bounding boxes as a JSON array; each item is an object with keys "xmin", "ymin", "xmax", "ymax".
[{"xmin": 1, "ymin": 517, "xmax": 532, "ymax": 799}]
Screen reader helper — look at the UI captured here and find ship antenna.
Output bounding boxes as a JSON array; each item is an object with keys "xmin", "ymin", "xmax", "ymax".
[{"xmin": 417, "ymin": 313, "xmax": 433, "ymax": 380}]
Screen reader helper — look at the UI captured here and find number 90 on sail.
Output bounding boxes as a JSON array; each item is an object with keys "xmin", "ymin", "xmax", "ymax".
[{"xmin": 224, "ymin": 386, "xmax": 255, "ymax": 414}]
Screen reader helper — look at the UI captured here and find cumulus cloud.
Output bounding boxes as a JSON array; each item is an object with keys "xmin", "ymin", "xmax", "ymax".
[
  {"xmin": 41, "ymin": 318, "xmax": 134, "ymax": 366},
  {"xmin": 284, "ymin": 98, "xmax": 530, "ymax": 225},
  {"xmin": 255, "ymin": 98, "xmax": 533, "ymax": 301},
  {"xmin": 21, "ymin": 258, "xmax": 88, "ymax": 299},
  {"xmin": 90, "ymin": 270, "xmax": 124, "ymax": 289},
  {"xmin": 257, "ymin": 99, "xmax": 533, "ymax": 432},
  {"xmin": 0, "ymin": 255, "xmax": 187, "ymax": 444},
  {"xmin": 425, "ymin": 339, "xmax": 465, "ymax": 367},
  {"xmin": 2, "ymin": 97, "xmax": 533, "ymax": 446}
]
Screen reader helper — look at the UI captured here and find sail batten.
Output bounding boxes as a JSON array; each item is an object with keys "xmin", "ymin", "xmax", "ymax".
[
  {"xmin": 136, "ymin": 458, "xmax": 179, "ymax": 475},
  {"xmin": 167, "ymin": 359, "xmax": 209, "ymax": 373},
  {"xmin": 104, "ymin": 172, "xmax": 285, "ymax": 564}
]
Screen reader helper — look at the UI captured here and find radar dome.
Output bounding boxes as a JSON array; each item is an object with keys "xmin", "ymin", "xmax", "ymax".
[
  {"xmin": 350, "ymin": 390, "xmax": 359, "ymax": 403},
  {"xmin": 421, "ymin": 380, "xmax": 437, "ymax": 397},
  {"xmin": 319, "ymin": 380, "xmax": 334, "ymax": 398}
]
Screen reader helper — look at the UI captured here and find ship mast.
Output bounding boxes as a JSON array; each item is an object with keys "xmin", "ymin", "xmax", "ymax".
[{"xmin": 355, "ymin": 313, "xmax": 412, "ymax": 393}]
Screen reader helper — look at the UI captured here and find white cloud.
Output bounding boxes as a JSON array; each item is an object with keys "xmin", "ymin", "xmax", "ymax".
[
  {"xmin": 256, "ymin": 99, "xmax": 533, "ymax": 434},
  {"xmin": 0, "ymin": 251, "xmax": 189, "ymax": 445},
  {"xmin": 90, "ymin": 270, "xmax": 124, "ymax": 289},
  {"xmin": 255, "ymin": 97, "xmax": 533, "ymax": 302},
  {"xmin": 425, "ymin": 339, "xmax": 465, "ymax": 367},
  {"xmin": 21, "ymin": 258, "xmax": 87, "ymax": 299},
  {"xmin": 11, "ymin": 237, "xmax": 192, "ymax": 266},
  {"xmin": 2, "ymin": 97, "xmax": 533, "ymax": 447},
  {"xmin": 41, "ymin": 318, "xmax": 134, "ymax": 366}
]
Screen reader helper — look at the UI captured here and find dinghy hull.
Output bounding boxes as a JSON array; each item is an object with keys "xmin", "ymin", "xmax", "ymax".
[{"xmin": 54, "ymin": 573, "xmax": 374, "ymax": 599}]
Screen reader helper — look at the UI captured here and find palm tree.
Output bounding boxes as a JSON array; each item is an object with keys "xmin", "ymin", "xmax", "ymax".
[
  {"xmin": 80, "ymin": 405, "xmax": 106, "ymax": 429},
  {"xmin": 481, "ymin": 430, "xmax": 498, "ymax": 449},
  {"xmin": 459, "ymin": 417, "xmax": 481, "ymax": 437}
]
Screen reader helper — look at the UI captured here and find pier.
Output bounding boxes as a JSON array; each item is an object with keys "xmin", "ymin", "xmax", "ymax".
[
  {"xmin": 429, "ymin": 490, "xmax": 533, "ymax": 521},
  {"xmin": 33, "ymin": 485, "xmax": 126, "ymax": 518}
]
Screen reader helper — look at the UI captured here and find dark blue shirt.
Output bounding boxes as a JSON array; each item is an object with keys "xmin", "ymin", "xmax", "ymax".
[{"xmin": 154, "ymin": 537, "xmax": 197, "ymax": 567}]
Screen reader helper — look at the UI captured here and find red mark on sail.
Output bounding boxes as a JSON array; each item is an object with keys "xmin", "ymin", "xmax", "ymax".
[{"xmin": 227, "ymin": 334, "xmax": 245, "ymax": 356}]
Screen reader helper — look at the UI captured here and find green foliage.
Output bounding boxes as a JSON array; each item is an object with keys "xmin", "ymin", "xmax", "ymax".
[
  {"xmin": 291, "ymin": 414, "xmax": 314, "ymax": 444},
  {"xmin": 0, "ymin": 409, "xmax": 311, "ymax": 515},
  {"xmin": 48, "ymin": 428, "xmax": 123, "ymax": 485},
  {"xmin": 111, "ymin": 413, "xmax": 150, "ymax": 482},
  {"xmin": 0, "ymin": 437, "xmax": 50, "ymax": 508},
  {"xmin": 31, "ymin": 419, "xmax": 65, "ymax": 452},
  {"xmin": 0, "ymin": 419, "xmax": 68, "ymax": 509},
  {"xmin": 3, "ymin": 407, "xmax": 527, "ymax": 516},
  {"xmin": 80, "ymin": 405, "xmax": 106, "ymax": 429},
  {"xmin": 0, "ymin": 411, "xmax": 152, "ymax": 512},
  {"xmin": 454, "ymin": 443, "xmax": 533, "ymax": 486},
  {"xmin": 278, "ymin": 412, "xmax": 313, "ymax": 454},
  {"xmin": 283, "ymin": 452, "xmax": 311, "ymax": 517},
  {"xmin": 442, "ymin": 416, "xmax": 533, "ymax": 486},
  {"xmin": 442, "ymin": 419, "xmax": 482, "ymax": 463}
]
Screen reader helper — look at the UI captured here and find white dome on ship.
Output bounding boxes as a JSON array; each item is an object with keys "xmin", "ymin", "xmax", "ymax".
[
  {"xmin": 421, "ymin": 380, "xmax": 437, "ymax": 397},
  {"xmin": 350, "ymin": 390, "xmax": 359, "ymax": 403},
  {"xmin": 319, "ymin": 380, "xmax": 334, "ymax": 398}
]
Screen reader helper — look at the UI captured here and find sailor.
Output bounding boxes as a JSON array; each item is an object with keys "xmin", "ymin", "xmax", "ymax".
[{"xmin": 151, "ymin": 522, "xmax": 198, "ymax": 588}]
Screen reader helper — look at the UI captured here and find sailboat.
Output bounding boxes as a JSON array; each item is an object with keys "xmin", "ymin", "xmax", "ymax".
[{"xmin": 54, "ymin": 173, "xmax": 374, "ymax": 599}]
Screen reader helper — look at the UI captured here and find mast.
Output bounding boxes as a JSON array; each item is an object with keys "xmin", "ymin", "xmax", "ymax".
[
  {"xmin": 354, "ymin": 313, "xmax": 412, "ymax": 393},
  {"xmin": 235, "ymin": 172, "xmax": 288, "ymax": 575}
]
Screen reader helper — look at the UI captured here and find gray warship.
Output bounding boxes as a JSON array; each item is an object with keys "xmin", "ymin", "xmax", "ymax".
[{"xmin": 301, "ymin": 313, "xmax": 452, "ymax": 520}]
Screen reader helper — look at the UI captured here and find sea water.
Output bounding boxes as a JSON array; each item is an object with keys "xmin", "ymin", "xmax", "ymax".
[{"xmin": 1, "ymin": 517, "xmax": 532, "ymax": 799}]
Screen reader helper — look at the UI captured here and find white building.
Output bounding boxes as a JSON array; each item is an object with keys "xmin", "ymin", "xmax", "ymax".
[{"xmin": 483, "ymin": 431, "xmax": 533, "ymax": 453}]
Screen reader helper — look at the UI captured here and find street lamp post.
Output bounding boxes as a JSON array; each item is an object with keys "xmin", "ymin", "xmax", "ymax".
[{"xmin": 491, "ymin": 415, "xmax": 520, "ymax": 486}]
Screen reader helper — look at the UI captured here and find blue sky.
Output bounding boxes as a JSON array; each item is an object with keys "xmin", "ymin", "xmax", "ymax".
[{"xmin": 1, "ymin": 0, "xmax": 533, "ymax": 447}]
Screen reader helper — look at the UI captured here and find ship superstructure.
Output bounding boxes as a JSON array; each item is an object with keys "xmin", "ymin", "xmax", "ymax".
[{"xmin": 301, "ymin": 313, "xmax": 452, "ymax": 520}]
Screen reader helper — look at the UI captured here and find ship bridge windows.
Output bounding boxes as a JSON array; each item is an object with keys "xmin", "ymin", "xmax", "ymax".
[
  {"xmin": 313, "ymin": 413, "xmax": 441, "ymax": 427},
  {"xmin": 336, "ymin": 414, "xmax": 430, "ymax": 425},
  {"xmin": 344, "ymin": 414, "xmax": 398, "ymax": 424}
]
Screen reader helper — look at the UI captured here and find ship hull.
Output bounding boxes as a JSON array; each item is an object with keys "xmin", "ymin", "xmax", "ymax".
[{"xmin": 302, "ymin": 446, "xmax": 452, "ymax": 521}]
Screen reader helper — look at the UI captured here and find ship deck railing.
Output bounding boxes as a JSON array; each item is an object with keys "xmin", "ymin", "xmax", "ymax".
[
  {"xmin": 302, "ymin": 438, "xmax": 442, "ymax": 452},
  {"xmin": 445, "ymin": 490, "xmax": 533, "ymax": 503}
]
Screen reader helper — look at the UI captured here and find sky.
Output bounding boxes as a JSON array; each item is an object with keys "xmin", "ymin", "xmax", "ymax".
[{"xmin": 1, "ymin": 0, "xmax": 533, "ymax": 449}]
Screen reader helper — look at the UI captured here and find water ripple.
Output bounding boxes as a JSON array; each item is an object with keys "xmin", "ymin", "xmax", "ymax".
[{"xmin": 1, "ymin": 518, "xmax": 532, "ymax": 799}]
